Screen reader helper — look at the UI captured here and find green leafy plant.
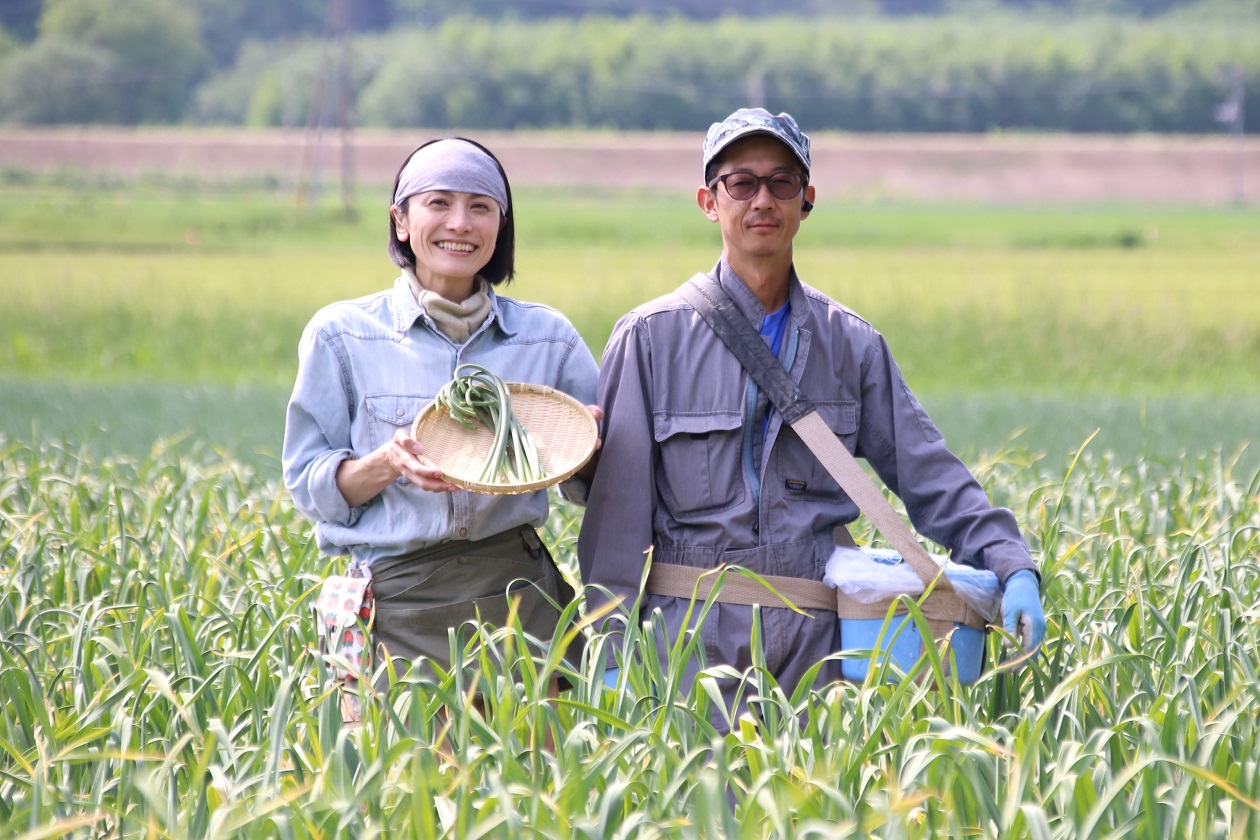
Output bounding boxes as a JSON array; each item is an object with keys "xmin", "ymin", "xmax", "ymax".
[
  {"xmin": 3, "ymin": 437, "xmax": 1260, "ymax": 836},
  {"xmin": 433, "ymin": 363, "xmax": 543, "ymax": 485}
]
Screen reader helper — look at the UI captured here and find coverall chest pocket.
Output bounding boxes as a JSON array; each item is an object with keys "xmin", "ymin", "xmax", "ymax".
[
  {"xmin": 364, "ymin": 394, "xmax": 432, "ymax": 451},
  {"xmin": 775, "ymin": 400, "xmax": 858, "ymax": 499},
  {"xmin": 653, "ymin": 411, "xmax": 745, "ymax": 517}
]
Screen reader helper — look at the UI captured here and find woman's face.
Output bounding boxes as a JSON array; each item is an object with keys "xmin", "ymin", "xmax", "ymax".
[{"xmin": 392, "ymin": 191, "xmax": 502, "ymax": 291}]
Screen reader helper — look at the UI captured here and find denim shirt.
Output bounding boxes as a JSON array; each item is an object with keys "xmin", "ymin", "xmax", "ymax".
[
  {"xmin": 578, "ymin": 259, "xmax": 1036, "ymax": 629},
  {"xmin": 283, "ymin": 274, "xmax": 599, "ymax": 566}
]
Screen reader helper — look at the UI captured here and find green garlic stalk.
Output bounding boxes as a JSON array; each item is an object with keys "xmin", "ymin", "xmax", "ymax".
[{"xmin": 433, "ymin": 364, "xmax": 544, "ymax": 484}]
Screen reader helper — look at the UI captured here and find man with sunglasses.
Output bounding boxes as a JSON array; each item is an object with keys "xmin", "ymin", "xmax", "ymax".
[{"xmin": 578, "ymin": 108, "xmax": 1045, "ymax": 724}]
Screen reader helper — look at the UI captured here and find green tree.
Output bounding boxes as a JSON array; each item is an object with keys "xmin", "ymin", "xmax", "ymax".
[
  {"xmin": 188, "ymin": 0, "xmax": 326, "ymax": 67},
  {"xmin": 195, "ymin": 12, "xmax": 1258, "ymax": 133},
  {"xmin": 188, "ymin": 0, "xmax": 396, "ymax": 68},
  {"xmin": 0, "ymin": 0, "xmax": 42, "ymax": 42},
  {"xmin": 39, "ymin": 0, "xmax": 207, "ymax": 123},
  {"xmin": 0, "ymin": 37, "xmax": 119, "ymax": 123},
  {"xmin": 0, "ymin": 27, "xmax": 19, "ymax": 60}
]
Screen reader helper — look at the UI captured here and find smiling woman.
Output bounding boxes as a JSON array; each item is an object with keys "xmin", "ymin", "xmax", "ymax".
[
  {"xmin": 280, "ymin": 137, "xmax": 601, "ymax": 720},
  {"xmin": 386, "ymin": 138, "xmax": 516, "ymax": 300}
]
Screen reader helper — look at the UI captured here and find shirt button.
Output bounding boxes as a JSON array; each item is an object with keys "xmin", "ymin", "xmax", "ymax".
[
  {"xmin": 459, "ymin": 528, "xmax": 468, "ymax": 537},
  {"xmin": 395, "ymin": 408, "xmax": 405, "ymax": 417}
]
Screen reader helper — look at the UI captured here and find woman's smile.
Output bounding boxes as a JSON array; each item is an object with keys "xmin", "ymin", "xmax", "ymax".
[{"xmin": 436, "ymin": 240, "xmax": 477, "ymax": 253}]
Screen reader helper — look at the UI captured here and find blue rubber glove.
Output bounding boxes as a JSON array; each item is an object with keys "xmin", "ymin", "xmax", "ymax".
[
  {"xmin": 1001, "ymin": 569, "xmax": 1047, "ymax": 652},
  {"xmin": 602, "ymin": 667, "xmax": 620, "ymax": 689}
]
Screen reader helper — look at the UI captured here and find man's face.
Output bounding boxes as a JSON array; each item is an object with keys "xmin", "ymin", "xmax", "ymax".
[{"xmin": 698, "ymin": 135, "xmax": 814, "ymax": 265}]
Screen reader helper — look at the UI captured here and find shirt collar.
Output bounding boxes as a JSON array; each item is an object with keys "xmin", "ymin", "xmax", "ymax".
[{"xmin": 713, "ymin": 257, "xmax": 805, "ymax": 329}]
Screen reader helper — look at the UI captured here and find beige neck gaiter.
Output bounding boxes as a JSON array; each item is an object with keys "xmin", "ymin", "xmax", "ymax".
[{"xmin": 405, "ymin": 269, "xmax": 493, "ymax": 344}]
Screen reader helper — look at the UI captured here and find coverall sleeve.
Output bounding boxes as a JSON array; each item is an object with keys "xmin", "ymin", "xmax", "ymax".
[
  {"xmin": 281, "ymin": 323, "xmax": 363, "ymax": 531},
  {"xmin": 577, "ymin": 314, "xmax": 658, "ymax": 635},
  {"xmin": 855, "ymin": 335, "xmax": 1038, "ymax": 586}
]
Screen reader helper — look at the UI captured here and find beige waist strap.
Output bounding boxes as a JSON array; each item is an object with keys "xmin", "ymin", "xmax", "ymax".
[
  {"xmin": 646, "ymin": 563, "xmax": 837, "ymax": 612},
  {"xmin": 645, "ymin": 562, "xmax": 989, "ymax": 630},
  {"xmin": 836, "ymin": 588, "xmax": 987, "ymax": 630}
]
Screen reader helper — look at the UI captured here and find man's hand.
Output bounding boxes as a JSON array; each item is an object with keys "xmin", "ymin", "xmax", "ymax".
[{"xmin": 1001, "ymin": 569, "xmax": 1047, "ymax": 652}]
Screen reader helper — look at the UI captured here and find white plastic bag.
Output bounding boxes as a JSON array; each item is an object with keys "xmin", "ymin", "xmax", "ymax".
[{"xmin": 824, "ymin": 546, "xmax": 1001, "ymax": 622}]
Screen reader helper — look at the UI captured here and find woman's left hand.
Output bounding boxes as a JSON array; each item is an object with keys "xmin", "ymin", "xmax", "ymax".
[
  {"xmin": 575, "ymin": 405, "xmax": 604, "ymax": 482},
  {"xmin": 587, "ymin": 404, "xmax": 604, "ymax": 450}
]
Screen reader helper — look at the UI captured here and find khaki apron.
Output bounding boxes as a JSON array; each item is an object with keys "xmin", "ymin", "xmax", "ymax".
[{"xmin": 369, "ymin": 526, "xmax": 580, "ymax": 684}]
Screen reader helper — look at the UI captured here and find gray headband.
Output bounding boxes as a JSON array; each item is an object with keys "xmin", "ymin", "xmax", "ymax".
[{"xmin": 393, "ymin": 139, "xmax": 509, "ymax": 216}]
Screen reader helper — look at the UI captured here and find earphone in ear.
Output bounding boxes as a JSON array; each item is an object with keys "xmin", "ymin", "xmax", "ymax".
[{"xmin": 802, "ymin": 199, "xmax": 814, "ymax": 212}]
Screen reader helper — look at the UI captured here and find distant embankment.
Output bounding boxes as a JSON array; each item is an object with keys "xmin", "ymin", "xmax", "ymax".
[{"xmin": 0, "ymin": 127, "xmax": 1254, "ymax": 205}]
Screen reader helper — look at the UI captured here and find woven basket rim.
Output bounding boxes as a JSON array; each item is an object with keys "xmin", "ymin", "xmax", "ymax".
[{"xmin": 410, "ymin": 382, "xmax": 597, "ymax": 495}]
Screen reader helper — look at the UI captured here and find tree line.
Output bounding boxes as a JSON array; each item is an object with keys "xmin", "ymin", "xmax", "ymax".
[
  {"xmin": 0, "ymin": 1, "xmax": 1249, "ymax": 47},
  {"xmin": 0, "ymin": 0, "xmax": 1255, "ymax": 132}
]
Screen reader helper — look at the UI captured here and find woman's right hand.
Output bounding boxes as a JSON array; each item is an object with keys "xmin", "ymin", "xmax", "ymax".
[
  {"xmin": 385, "ymin": 429, "xmax": 460, "ymax": 492},
  {"xmin": 336, "ymin": 429, "xmax": 458, "ymax": 507}
]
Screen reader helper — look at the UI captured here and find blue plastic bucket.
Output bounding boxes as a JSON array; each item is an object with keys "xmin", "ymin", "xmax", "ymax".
[
  {"xmin": 840, "ymin": 615, "xmax": 986, "ymax": 684},
  {"xmin": 834, "ymin": 546, "xmax": 988, "ymax": 684}
]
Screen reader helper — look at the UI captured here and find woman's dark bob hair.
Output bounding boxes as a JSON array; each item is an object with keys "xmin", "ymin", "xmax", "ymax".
[{"xmin": 387, "ymin": 137, "xmax": 516, "ymax": 285}]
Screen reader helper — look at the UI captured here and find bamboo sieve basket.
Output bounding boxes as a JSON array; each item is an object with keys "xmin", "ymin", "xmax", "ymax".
[{"xmin": 411, "ymin": 382, "xmax": 597, "ymax": 495}]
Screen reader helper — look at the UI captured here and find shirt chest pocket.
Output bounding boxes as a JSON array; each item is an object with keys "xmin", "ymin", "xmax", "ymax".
[
  {"xmin": 653, "ymin": 411, "xmax": 745, "ymax": 517},
  {"xmin": 775, "ymin": 400, "xmax": 858, "ymax": 499},
  {"xmin": 364, "ymin": 394, "xmax": 433, "ymax": 451}
]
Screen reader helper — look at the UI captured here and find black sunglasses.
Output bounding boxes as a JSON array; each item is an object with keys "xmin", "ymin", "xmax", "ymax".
[{"xmin": 709, "ymin": 171, "xmax": 806, "ymax": 202}]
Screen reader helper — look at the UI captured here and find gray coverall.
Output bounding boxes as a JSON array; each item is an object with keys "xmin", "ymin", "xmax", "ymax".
[{"xmin": 577, "ymin": 260, "xmax": 1037, "ymax": 725}]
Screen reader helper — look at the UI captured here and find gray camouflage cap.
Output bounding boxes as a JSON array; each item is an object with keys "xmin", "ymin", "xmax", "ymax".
[{"xmin": 702, "ymin": 108, "xmax": 811, "ymax": 180}]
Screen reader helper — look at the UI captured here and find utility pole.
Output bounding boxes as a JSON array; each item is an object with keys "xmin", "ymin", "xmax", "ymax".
[
  {"xmin": 1214, "ymin": 63, "xmax": 1246, "ymax": 207},
  {"xmin": 746, "ymin": 68, "xmax": 766, "ymax": 110},
  {"xmin": 334, "ymin": 0, "xmax": 355, "ymax": 220},
  {"xmin": 295, "ymin": 0, "xmax": 355, "ymax": 219}
]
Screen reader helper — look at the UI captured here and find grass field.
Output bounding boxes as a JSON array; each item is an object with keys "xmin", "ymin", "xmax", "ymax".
[
  {"xmin": 3, "ymin": 172, "xmax": 1260, "ymax": 836},
  {"xmin": 2, "ymin": 178, "xmax": 1257, "ymax": 472}
]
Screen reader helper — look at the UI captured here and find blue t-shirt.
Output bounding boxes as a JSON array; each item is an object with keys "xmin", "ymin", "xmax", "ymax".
[
  {"xmin": 760, "ymin": 302, "xmax": 790, "ymax": 358},
  {"xmin": 759, "ymin": 302, "xmax": 790, "ymax": 441}
]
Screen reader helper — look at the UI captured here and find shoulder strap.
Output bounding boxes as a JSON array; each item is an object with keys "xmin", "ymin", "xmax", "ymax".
[
  {"xmin": 677, "ymin": 273, "xmax": 816, "ymax": 425},
  {"xmin": 676, "ymin": 273, "xmax": 948, "ymax": 590}
]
